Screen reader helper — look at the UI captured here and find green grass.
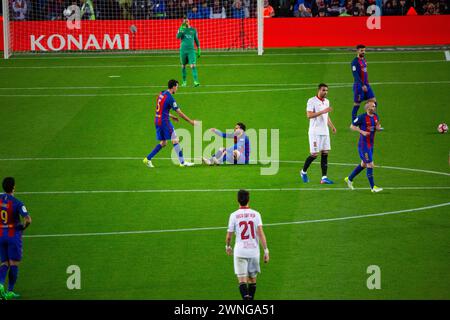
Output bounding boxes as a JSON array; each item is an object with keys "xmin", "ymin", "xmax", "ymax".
[{"xmin": 0, "ymin": 48, "xmax": 449, "ymax": 299}]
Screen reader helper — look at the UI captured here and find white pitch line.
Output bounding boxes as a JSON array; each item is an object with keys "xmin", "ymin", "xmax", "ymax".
[
  {"xmin": 0, "ymin": 85, "xmax": 336, "ymax": 97},
  {"xmin": 2, "ymin": 158, "xmax": 450, "ymax": 177},
  {"xmin": 0, "ymin": 81, "xmax": 448, "ymax": 97},
  {"xmin": 23, "ymin": 201, "xmax": 450, "ymax": 239},
  {"xmin": 11, "ymin": 50, "xmax": 449, "ymax": 60},
  {"xmin": 374, "ymin": 165, "xmax": 450, "ymax": 177},
  {"xmin": 14, "ymin": 186, "xmax": 450, "ymax": 196},
  {"xmin": 445, "ymin": 51, "xmax": 450, "ymax": 61},
  {"xmin": 0, "ymin": 60, "xmax": 445, "ymax": 70},
  {"xmin": 0, "ymin": 81, "xmax": 448, "ymax": 91},
  {"xmin": 0, "ymin": 83, "xmax": 340, "ymax": 91},
  {"xmin": 0, "ymin": 156, "xmax": 143, "ymax": 161},
  {"xmin": 0, "ymin": 156, "xmax": 142, "ymax": 161}
]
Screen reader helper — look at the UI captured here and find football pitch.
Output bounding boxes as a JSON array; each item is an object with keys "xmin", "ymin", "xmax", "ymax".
[{"xmin": 0, "ymin": 48, "xmax": 449, "ymax": 300}]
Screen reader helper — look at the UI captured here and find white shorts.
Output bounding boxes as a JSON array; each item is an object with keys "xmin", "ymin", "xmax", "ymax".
[
  {"xmin": 234, "ymin": 256, "xmax": 261, "ymax": 278},
  {"xmin": 309, "ymin": 134, "xmax": 331, "ymax": 154}
]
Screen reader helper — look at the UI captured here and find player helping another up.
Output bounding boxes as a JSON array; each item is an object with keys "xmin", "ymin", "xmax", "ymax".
[{"xmin": 143, "ymin": 79, "xmax": 199, "ymax": 168}]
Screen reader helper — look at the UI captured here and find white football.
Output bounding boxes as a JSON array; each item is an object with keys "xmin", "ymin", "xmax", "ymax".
[
  {"xmin": 63, "ymin": 9, "xmax": 71, "ymax": 17},
  {"xmin": 437, "ymin": 123, "xmax": 448, "ymax": 134}
]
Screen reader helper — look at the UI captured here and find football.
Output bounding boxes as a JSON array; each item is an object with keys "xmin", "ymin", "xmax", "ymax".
[
  {"xmin": 437, "ymin": 123, "xmax": 448, "ymax": 134},
  {"xmin": 63, "ymin": 8, "xmax": 71, "ymax": 18}
]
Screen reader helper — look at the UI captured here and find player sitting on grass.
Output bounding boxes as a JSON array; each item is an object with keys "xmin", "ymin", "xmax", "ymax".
[
  {"xmin": 345, "ymin": 101, "xmax": 383, "ymax": 193},
  {"xmin": 203, "ymin": 123, "xmax": 250, "ymax": 165},
  {"xmin": 143, "ymin": 79, "xmax": 199, "ymax": 168}
]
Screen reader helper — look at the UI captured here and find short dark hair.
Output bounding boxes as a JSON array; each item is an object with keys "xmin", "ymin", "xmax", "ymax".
[
  {"xmin": 2, "ymin": 177, "xmax": 15, "ymax": 193},
  {"xmin": 237, "ymin": 189, "xmax": 249, "ymax": 206},
  {"xmin": 236, "ymin": 122, "xmax": 246, "ymax": 131},
  {"xmin": 168, "ymin": 79, "xmax": 179, "ymax": 89},
  {"xmin": 356, "ymin": 44, "xmax": 366, "ymax": 50},
  {"xmin": 318, "ymin": 83, "xmax": 328, "ymax": 90}
]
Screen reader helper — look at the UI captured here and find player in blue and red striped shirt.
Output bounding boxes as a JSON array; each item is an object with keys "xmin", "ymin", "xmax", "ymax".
[
  {"xmin": 143, "ymin": 79, "xmax": 199, "ymax": 168},
  {"xmin": 345, "ymin": 102, "xmax": 383, "ymax": 193},
  {"xmin": 202, "ymin": 123, "xmax": 250, "ymax": 165},
  {"xmin": 0, "ymin": 177, "xmax": 32, "ymax": 300},
  {"xmin": 351, "ymin": 44, "xmax": 378, "ymax": 122}
]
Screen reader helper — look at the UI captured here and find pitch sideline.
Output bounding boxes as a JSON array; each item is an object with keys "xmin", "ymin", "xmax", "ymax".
[{"xmin": 23, "ymin": 201, "xmax": 450, "ymax": 239}]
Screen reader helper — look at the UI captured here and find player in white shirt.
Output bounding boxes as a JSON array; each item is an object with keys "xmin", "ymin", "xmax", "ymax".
[
  {"xmin": 226, "ymin": 190, "xmax": 269, "ymax": 300},
  {"xmin": 300, "ymin": 83, "xmax": 337, "ymax": 184}
]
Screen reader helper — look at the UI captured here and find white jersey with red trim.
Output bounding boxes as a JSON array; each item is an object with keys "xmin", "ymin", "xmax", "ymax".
[
  {"xmin": 227, "ymin": 207, "xmax": 262, "ymax": 258},
  {"xmin": 307, "ymin": 96, "xmax": 330, "ymax": 136}
]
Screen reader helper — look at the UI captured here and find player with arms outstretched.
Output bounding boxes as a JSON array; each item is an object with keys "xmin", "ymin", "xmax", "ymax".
[
  {"xmin": 143, "ymin": 79, "xmax": 198, "ymax": 168},
  {"xmin": 202, "ymin": 122, "xmax": 250, "ymax": 165},
  {"xmin": 177, "ymin": 17, "xmax": 201, "ymax": 87},
  {"xmin": 351, "ymin": 44, "xmax": 378, "ymax": 122},
  {"xmin": 345, "ymin": 101, "xmax": 383, "ymax": 193},
  {"xmin": 226, "ymin": 190, "xmax": 269, "ymax": 300},
  {"xmin": 0, "ymin": 177, "xmax": 32, "ymax": 300}
]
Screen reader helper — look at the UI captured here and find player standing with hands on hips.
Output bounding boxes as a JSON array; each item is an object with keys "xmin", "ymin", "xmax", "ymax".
[
  {"xmin": 351, "ymin": 44, "xmax": 380, "ymax": 127},
  {"xmin": 177, "ymin": 17, "xmax": 201, "ymax": 87},
  {"xmin": 226, "ymin": 190, "xmax": 269, "ymax": 300},
  {"xmin": 300, "ymin": 83, "xmax": 337, "ymax": 184}
]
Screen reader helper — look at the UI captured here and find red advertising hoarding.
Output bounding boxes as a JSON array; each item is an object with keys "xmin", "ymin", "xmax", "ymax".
[
  {"xmin": 0, "ymin": 16, "xmax": 3, "ymax": 51},
  {"xmin": 6, "ymin": 19, "xmax": 257, "ymax": 52},
  {"xmin": 1, "ymin": 15, "xmax": 449, "ymax": 53},
  {"xmin": 264, "ymin": 16, "xmax": 450, "ymax": 47}
]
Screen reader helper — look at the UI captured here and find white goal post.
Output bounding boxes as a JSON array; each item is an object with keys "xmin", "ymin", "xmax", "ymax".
[
  {"xmin": 2, "ymin": 0, "xmax": 264, "ymax": 59},
  {"xmin": 2, "ymin": 0, "xmax": 10, "ymax": 59}
]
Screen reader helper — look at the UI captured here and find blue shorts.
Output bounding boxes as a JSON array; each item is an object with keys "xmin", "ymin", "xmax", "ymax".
[
  {"xmin": 0, "ymin": 233, "xmax": 23, "ymax": 262},
  {"xmin": 358, "ymin": 146, "xmax": 374, "ymax": 164},
  {"xmin": 155, "ymin": 123, "xmax": 176, "ymax": 141},
  {"xmin": 353, "ymin": 83, "xmax": 375, "ymax": 103},
  {"xmin": 223, "ymin": 148, "xmax": 246, "ymax": 164}
]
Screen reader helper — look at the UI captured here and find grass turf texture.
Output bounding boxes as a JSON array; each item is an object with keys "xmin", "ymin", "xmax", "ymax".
[{"xmin": 0, "ymin": 48, "xmax": 449, "ymax": 299}]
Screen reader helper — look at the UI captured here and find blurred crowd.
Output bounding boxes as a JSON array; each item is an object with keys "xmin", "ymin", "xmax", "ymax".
[
  {"xmin": 284, "ymin": 0, "xmax": 449, "ymax": 17},
  {"xmin": 2, "ymin": 0, "xmax": 448, "ymax": 20}
]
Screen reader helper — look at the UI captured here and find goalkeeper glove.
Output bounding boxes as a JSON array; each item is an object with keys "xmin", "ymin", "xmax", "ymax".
[{"xmin": 197, "ymin": 48, "xmax": 201, "ymax": 58}]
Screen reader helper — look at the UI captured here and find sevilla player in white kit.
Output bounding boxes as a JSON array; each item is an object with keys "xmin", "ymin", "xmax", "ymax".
[
  {"xmin": 226, "ymin": 190, "xmax": 269, "ymax": 300},
  {"xmin": 300, "ymin": 83, "xmax": 337, "ymax": 184}
]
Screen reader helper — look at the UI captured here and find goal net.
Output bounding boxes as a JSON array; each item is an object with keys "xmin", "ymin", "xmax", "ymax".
[{"xmin": 2, "ymin": 0, "xmax": 264, "ymax": 58}]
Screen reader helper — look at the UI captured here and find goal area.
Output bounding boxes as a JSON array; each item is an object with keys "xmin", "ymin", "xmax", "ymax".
[{"xmin": 2, "ymin": 0, "xmax": 264, "ymax": 58}]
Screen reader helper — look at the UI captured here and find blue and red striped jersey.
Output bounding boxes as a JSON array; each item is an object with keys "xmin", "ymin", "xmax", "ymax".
[
  {"xmin": 154, "ymin": 90, "xmax": 179, "ymax": 126},
  {"xmin": 353, "ymin": 113, "xmax": 380, "ymax": 149},
  {"xmin": 233, "ymin": 134, "xmax": 250, "ymax": 165},
  {"xmin": 351, "ymin": 57, "xmax": 369, "ymax": 85},
  {"xmin": 0, "ymin": 193, "xmax": 29, "ymax": 236},
  {"xmin": 214, "ymin": 129, "xmax": 251, "ymax": 164}
]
